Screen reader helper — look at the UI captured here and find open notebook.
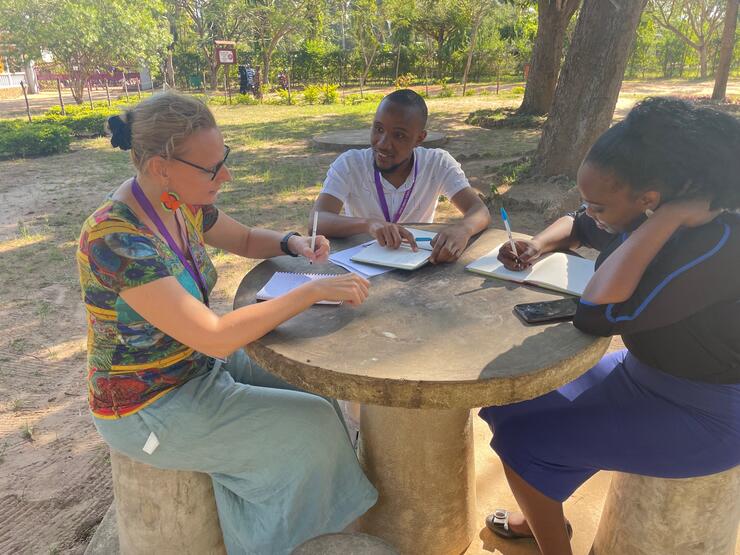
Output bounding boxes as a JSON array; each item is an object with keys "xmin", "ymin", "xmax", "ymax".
[
  {"xmin": 256, "ymin": 272, "xmax": 341, "ymax": 305},
  {"xmin": 466, "ymin": 243, "xmax": 595, "ymax": 296},
  {"xmin": 349, "ymin": 228, "xmax": 437, "ymax": 271}
]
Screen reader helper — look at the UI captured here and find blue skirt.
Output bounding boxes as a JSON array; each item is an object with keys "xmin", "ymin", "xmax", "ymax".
[{"xmin": 479, "ymin": 349, "xmax": 740, "ymax": 502}]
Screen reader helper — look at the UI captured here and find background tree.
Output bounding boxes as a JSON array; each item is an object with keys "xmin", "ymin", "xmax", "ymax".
[
  {"xmin": 349, "ymin": 0, "xmax": 386, "ymax": 93},
  {"xmin": 649, "ymin": 0, "xmax": 725, "ymax": 78},
  {"xmin": 460, "ymin": 0, "xmax": 497, "ymax": 95},
  {"xmin": 412, "ymin": 0, "xmax": 465, "ymax": 81},
  {"xmin": 517, "ymin": 0, "xmax": 581, "ymax": 115},
  {"xmin": 712, "ymin": 0, "xmax": 739, "ymax": 100},
  {"xmin": 535, "ymin": 0, "xmax": 648, "ymax": 178},
  {"xmin": 0, "ymin": 0, "xmax": 169, "ymax": 103}
]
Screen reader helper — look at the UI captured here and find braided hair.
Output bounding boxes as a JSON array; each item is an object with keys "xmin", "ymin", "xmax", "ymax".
[{"xmin": 584, "ymin": 97, "xmax": 740, "ymax": 210}]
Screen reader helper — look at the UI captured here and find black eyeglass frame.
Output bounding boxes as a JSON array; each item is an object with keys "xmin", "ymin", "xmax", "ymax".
[{"xmin": 171, "ymin": 145, "xmax": 231, "ymax": 181}]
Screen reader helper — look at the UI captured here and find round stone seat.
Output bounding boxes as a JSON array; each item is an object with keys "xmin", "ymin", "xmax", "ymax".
[
  {"xmin": 110, "ymin": 450, "xmax": 225, "ymax": 554},
  {"xmin": 591, "ymin": 465, "xmax": 740, "ymax": 555},
  {"xmin": 312, "ymin": 129, "xmax": 447, "ymax": 151},
  {"xmin": 292, "ymin": 533, "xmax": 399, "ymax": 555}
]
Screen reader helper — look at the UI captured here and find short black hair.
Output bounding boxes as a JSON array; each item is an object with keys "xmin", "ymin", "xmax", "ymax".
[
  {"xmin": 584, "ymin": 96, "xmax": 740, "ymax": 210},
  {"xmin": 381, "ymin": 89, "xmax": 428, "ymax": 127}
]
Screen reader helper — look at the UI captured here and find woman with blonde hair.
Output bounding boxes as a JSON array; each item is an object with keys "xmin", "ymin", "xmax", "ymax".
[{"xmin": 77, "ymin": 91, "xmax": 377, "ymax": 554}]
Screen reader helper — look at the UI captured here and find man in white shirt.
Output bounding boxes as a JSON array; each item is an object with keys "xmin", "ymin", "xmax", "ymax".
[{"xmin": 311, "ymin": 89, "xmax": 491, "ymax": 263}]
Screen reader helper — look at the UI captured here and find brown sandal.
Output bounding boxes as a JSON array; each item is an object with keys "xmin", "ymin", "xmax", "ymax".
[{"xmin": 486, "ymin": 509, "xmax": 573, "ymax": 540}]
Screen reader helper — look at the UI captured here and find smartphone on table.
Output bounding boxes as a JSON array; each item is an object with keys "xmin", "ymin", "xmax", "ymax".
[{"xmin": 514, "ymin": 297, "xmax": 579, "ymax": 325}]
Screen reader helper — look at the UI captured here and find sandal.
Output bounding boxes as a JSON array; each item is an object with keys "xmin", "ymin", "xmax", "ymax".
[{"xmin": 485, "ymin": 509, "xmax": 573, "ymax": 540}]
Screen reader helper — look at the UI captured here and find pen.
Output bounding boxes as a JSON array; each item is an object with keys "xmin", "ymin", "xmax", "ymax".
[
  {"xmin": 500, "ymin": 207, "xmax": 518, "ymax": 258},
  {"xmin": 309, "ymin": 211, "xmax": 318, "ymax": 264}
]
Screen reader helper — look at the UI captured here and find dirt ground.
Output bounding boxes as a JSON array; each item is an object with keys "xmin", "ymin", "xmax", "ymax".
[{"xmin": 0, "ymin": 79, "xmax": 736, "ymax": 554}]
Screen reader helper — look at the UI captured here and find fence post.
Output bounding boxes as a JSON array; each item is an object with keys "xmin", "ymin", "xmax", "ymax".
[
  {"xmin": 20, "ymin": 81, "xmax": 32, "ymax": 123},
  {"xmin": 136, "ymin": 80, "xmax": 141, "ymax": 100},
  {"xmin": 104, "ymin": 80, "xmax": 111, "ymax": 107},
  {"xmin": 122, "ymin": 70, "xmax": 129, "ymax": 102},
  {"xmin": 56, "ymin": 79, "xmax": 66, "ymax": 116}
]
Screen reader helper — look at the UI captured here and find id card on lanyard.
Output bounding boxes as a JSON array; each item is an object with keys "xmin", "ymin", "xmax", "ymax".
[{"xmin": 374, "ymin": 156, "xmax": 418, "ymax": 223}]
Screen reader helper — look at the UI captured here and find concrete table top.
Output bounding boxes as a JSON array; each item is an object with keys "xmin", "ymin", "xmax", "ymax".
[
  {"xmin": 233, "ymin": 225, "xmax": 609, "ymax": 409},
  {"xmin": 312, "ymin": 129, "xmax": 447, "ymax": 151}
]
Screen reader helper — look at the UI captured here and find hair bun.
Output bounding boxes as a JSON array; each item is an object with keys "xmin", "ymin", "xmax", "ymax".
[{"xmin": 108, "ymin": 114, "xmax": 132, "ymax": 151}]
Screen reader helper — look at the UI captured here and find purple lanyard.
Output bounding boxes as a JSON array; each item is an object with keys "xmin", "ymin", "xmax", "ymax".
[
  {"xmin": 131, "ymin": 178, "xmax": 209, "ymax": 306},
  {"xmin": 374, "ymin": 157, "xmax": 418, "ymax": 223}
]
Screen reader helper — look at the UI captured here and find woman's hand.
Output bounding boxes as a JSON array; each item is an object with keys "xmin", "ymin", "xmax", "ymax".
[
  {"xmin": 497, "ymin": 239, "xmax": 543, "ymax": 271},
  {"xmin": 368, "ymin": 221, "xmax": 417, "ymax": 250},
  {"xmin": 657, "ymin": 199, "xmax": 722, "ymax": 228},
  {"xmin": 288, "ymin": 234, "xmax": 330, "ymax": 263},
  {"xmin": 305, "ymin": 273, "xmax": 370, "ymax": 306}
]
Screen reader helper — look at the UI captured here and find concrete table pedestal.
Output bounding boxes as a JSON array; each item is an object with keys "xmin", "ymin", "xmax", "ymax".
[
  {"xmin": 591, "ymin": 466, "xmax": 740, "ymax": 555},
  {"xmin": 235, "ymin": 226, "xmax": 610, "ymax": 555},
  {"xmin": 110, "ymin": 450, "xmax": 226, "ymax": 554},
  {"xmin": 357, "ymin": 406, "xmax": 476, "ymax": 554}
]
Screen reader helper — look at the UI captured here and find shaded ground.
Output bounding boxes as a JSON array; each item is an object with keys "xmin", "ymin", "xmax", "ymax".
[{"xmin": 0, "ymin": 79, "xmax": 736, "ymax": 554}]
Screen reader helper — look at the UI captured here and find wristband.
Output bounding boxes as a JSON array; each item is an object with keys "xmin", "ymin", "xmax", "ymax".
[{"xmin": 280, "ymin": 232, "xmax": 301, "ymax": 257}]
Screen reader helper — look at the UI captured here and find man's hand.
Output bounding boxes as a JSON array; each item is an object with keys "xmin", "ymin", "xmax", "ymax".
[
  {"xmin": 429, "ymin": 224, "xmax": 471, "ymax": 264},
  {"xmin": 368, "ymin": 221, "xmax": 418, "ymax": 250}
]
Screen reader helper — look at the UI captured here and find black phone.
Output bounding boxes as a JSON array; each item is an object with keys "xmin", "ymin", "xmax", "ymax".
[{"xmin": 514, "ymin": 297, "xmax": 579, "ymax": 324}]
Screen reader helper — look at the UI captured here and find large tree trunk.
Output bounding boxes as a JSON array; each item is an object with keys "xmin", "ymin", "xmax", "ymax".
[
  {"xmin": 534, "ymin": 0, "xmax": 648, "ymax": 178},
  {"xmin": 518, "ymin": 0, "xmax": 581, "ymax": 116},
  {"xmin": 712, "ymin": 0, "xmax": 739, "ymax": 101}
]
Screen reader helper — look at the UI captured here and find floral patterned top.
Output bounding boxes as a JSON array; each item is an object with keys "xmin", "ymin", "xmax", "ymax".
[{"xmin": 77, "ymin": 198, "xmax": 219, "ymax": 419}]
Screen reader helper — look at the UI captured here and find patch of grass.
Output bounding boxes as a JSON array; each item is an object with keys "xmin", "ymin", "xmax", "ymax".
[
  {"xmin": 489, "ymin": 156, "xmax": 534, "ymax": 197},
  {"xmin": 0, "ymin": 440, "xmax": 7, "ymax": 464},
  {"xmin": 9, "ymin": 338, "xmax": 28, "ymax": 354},
  {"xmin": 11, "ymin": 399, "xmax": 24, "ymax": 412},
  {"xmin": 466, "ymin": 107, "xmax": 546, "ymax": 130},
  {"xmin": 21, "ymin": 421, "xmax": 34, "ymax": 441}
]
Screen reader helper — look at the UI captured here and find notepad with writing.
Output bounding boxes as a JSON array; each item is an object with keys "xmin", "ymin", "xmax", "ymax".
[
  {"xmin": 466, "ymin": 243, "xmax": 595, "ymax": 296},
  {"xmin": 256, "ymin": 272, "xmax": 341, "ymax": 305},
  {"xmin": 349, "ymin": 228, "xmax": 437, "ymax": 271}
]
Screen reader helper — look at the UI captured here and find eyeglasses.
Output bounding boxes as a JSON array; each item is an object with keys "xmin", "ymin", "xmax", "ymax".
[{"xmin": 172, "ymin": 145, "xmax": 231, "ymax": 181}]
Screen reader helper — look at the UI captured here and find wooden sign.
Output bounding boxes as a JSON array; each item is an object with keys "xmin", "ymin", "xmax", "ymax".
[{"xmin": 214, "ymin": 41, "xmax": 236, "ymax": 66}]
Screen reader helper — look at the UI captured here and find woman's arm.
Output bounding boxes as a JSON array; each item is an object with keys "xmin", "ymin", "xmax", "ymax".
[
  {"xmin": 204, "ymin": 209, "xmax": 329, "ymax": 261},
  {"xmin": 120, "ymin": 273, "xmax": 369, "ymax": 359},
  {"xmin": 581, "ymin": 200, "xmax": 718, "ymax": 305}
]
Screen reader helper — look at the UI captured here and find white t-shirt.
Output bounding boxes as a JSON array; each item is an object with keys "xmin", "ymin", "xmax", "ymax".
[{"xmin": 320, "ymin": 147, "xmax": 470, "ymax": 223}]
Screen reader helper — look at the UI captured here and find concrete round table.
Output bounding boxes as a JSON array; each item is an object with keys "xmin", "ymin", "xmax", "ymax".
[
  {"xmin": 312, "ymin": 129, "xmax": 447, "ymax": 151},
  {"xmin": 233, "ymin": 226, "xmax": 610, "ymax": 555}
]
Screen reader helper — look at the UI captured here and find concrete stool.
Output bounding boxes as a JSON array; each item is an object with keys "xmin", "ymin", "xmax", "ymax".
[
  {"xmin": 110, "ymin": 450, "xmax": 226, "ymax": 554},
  {"xmin": 591, "ymin": 466, "xmax": 740, "ymax": 555},
  {"xmin": 292, "ymin": 533, "xmax": 399, "ymax": 555}
]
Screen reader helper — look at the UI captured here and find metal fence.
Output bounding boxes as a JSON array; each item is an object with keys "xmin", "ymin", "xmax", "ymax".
[{"xmin": 0, "ymin": 73, "xmax": 25, "ymax": 88}]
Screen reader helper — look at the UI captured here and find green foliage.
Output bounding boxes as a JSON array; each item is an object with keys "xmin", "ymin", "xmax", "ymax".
[
  {"xmin": 303, "ymin": 84, "xmax": 321, "ymax": 105},
  {"xmin": 437, "ymin": 83, "xmax": 455, "ymax": 97},
  {"xmin": 342, "ymin": 93, "xmax": 385, "ymax": 105},
  {"xmin": 320, "ymin": 84, "xmax": 340, "ymax": 104},
  {"xmin": 511, "ymin": 86, "xmax": 525, "ymax": 95},
  {"xmin": 395, "ymin": 73, "xmax": 416, "ymax": 88},
  {"xmin": 0, "ymin": 121, "xmax": 72, "ymax": 159},
  {"xmin": 39, "ymin": 104, "xmax": 119, "ymax": 137},
  {"xmin": 233, "ymin": 94, "xmax": 261, "ymax": 105},
  {"xmin": 466, "ymin": 108, "xmax": 546, "ymax": 130}
]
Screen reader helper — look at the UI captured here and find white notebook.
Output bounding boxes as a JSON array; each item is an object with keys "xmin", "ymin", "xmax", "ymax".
[
  {"xmin": 256, "ymin": 272, "xmax": 341, "ymax": 305},
  {"xmin": 466, "ymin": 243, "xmax": 595, "ymax": 296},
  {"xmin": 349, "ymin": 228, "xmax": 437, "ymax": 271}
]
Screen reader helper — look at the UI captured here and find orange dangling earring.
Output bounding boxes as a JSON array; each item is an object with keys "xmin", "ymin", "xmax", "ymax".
[{"xmin": 160, "ymin": 191, "xmax": 181, "ymax": 211}]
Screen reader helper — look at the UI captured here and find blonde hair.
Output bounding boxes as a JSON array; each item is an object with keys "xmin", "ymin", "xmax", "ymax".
[{"xmin": 108, "ymin": 91, "xmax": 217, "ymax": 171}]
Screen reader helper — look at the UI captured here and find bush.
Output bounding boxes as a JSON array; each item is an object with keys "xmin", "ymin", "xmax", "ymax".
[
  {"xmin": 233, "ymin": 93, "xmax": 261, "ymax": 105},
  {"xmin": 394, "ymin": 73, "xmax": 416, "ymax": 88},
  {"xmin": 320, "ymin": 84, "xmax": 339, "ymax": 104},
  {"xmin": 511, "ymin": 86, "xmax": 525, "ymax": 95},
  {"xmin": 303, "ymin": 84, "xmax": 321, "ymax": 104},
  {"xmin": 342, "ymin": 92, "xmax": 384, "ymax": 105},
  {"xmin": 0, "ymin": 120, "xmax": 72, "ymax": 159},
  {"xmin": 463, "ymin": 88, "xmax": 477, "ymax": 96},
  {"xmin": 39, "ymin": 108, "xmax": 116, "ymax": 137},
  {"xmin": 437, "ymin": 84, "xmax": 455, "ymax": 98}
]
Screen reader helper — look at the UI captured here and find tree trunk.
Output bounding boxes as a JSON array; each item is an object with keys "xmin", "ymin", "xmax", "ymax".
[
  {"xmin": 395, "ymin": 41, "xmax": 402, "ymax": 81},
  {"xmin": 518, "ymin": 0, "xmax": 581, "ymax": 116},
  {"xmin": 534, "ymin": 0, "xmax": 648, "ymax": 178},
  {"xmin": 462, "ymin": 13, "xmax": 484, "ymax": 96},
  {"xmin": 699, "ymin": 44, "xmax": 708, "ymax": 78},
  {"xmin": 712, "ymin": 0, "xmax": 739, "ymax": 101}
]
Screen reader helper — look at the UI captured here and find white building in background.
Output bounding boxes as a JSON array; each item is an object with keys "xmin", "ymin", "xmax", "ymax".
[{"xmin": 1, "ymin": 51, "xmax": 39, "ymax": 92}]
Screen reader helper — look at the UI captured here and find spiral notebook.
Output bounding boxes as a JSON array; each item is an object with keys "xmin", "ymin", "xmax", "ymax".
[{"xmin": 256, "ymin": 272, "xmax": 341, "ymax": 305}]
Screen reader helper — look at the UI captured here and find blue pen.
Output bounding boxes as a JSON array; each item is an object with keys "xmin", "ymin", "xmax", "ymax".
[
  {"xmin": 415, "ymin": 237, "xmax": 432, "ymax": 242},
  {"xmin": 500, "ymin": 207, "xmax": 519, "ymax": 258}
]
